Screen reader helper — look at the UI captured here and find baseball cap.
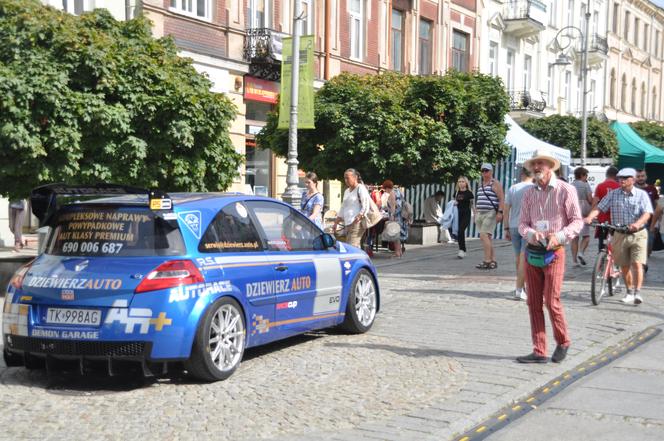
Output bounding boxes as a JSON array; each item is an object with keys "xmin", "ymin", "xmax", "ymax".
[
  {"xmin": 481, "ymin": 163, "xmax": 493, "ymax": 171},
  {"xmin": 617, "ymin": 167, "xmax": 636, "ymax": 178}
]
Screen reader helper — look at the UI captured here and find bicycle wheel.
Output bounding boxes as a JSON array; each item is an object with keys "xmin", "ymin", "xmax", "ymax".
[{"xmin": 591, "ymin": 250, "xmax": 609, "ymax": 305}]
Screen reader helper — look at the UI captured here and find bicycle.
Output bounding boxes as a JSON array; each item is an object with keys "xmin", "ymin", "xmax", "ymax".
[{"xmin": 589, "ymin": 222, "xmax": 629, "ymax": 305}]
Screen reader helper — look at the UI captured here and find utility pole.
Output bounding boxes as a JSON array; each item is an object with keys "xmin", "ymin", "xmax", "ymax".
[
  {"xmin": 580, "ymin": 1, "xmax": 591, "ymax": 166},
  {"xmin": 282, "ymin": 0, "xmax": 302, "ymax": 206}
]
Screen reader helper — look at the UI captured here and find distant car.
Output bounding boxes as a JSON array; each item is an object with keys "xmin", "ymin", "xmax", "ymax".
[{"xmin": 3, "ymin": 184, "xmax": 379, "ymax": 381}]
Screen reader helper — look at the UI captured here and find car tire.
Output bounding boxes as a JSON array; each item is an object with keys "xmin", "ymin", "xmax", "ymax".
[
  {"xmin": 341, "ymin": 268, "xmax": 378, "ymax": 334},
  {"xmin": 185, "ymin": 297, "xmax": 246, "ymax": 382}
]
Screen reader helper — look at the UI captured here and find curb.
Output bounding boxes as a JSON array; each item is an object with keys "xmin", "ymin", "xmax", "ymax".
[{"xmin": 451, "ymin": 326, "xmax": 663, "ymax": 441}]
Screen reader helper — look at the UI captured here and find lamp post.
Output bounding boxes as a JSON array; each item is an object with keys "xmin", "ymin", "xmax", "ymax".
[
  {"xmin": 552, "ymin": 2, "xmax": 591, "ymax": 165},
  {"xmin": 282, "ymin": 0, "xmax": 303, "ymax": 206}
]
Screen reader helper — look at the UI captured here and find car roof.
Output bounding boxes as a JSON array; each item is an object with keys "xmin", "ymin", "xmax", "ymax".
[{"xmin": 67, "ymin": 192, "xmax": 283, "ymax": 209}]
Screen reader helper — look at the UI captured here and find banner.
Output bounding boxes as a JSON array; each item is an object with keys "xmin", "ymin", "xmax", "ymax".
[{"xmin": 278, "ymin": 35, "xmax": 315, "ymax": 129}]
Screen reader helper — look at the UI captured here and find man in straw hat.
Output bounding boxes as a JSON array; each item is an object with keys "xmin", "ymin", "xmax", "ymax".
[
  {"xmin": 517, "ymin": 149, "xmax": 583, "ymax": 364},
  {"xmin": 584, "ymin": 168, "xmax": 653, "ymax": 306}
]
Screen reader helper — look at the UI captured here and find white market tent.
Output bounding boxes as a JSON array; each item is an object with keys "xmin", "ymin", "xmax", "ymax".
[{"xmin": 504, "ymin": 114, "xmax": 571, "ymax": 166}]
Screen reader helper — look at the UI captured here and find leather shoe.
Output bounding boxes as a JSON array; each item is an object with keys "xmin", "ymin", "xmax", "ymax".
[
  {"xmin": 516, "ymin": 352, "xmax": 548, "ymax": 364},
  {"xmin": 551, "ymin": 345, "xmax": 569, "ymax": 363}
]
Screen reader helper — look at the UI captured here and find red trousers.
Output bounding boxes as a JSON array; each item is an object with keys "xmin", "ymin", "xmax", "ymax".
[{"xmin": 524, "ymin": 248, "xmax": 571, "ymax": 356}]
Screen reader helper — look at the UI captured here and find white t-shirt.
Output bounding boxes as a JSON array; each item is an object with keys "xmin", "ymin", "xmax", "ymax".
[{"xmin": 340, "ymin": 185, "xmax": 370, "ymax": 226}]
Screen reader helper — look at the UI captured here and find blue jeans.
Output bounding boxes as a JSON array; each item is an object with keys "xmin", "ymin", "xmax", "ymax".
[{"xmin": 510, "ymin": 228, "xmax": 526, "ymax": 256}]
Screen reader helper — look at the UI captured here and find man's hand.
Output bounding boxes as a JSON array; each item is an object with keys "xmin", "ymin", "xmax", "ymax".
[
  {"xmin": 583, "ymin": 216, "xmax": 594, "ymax": 225},
  {"xmin": 628, "ymin": 222, "xmax": 642, "ymax": 232},
  {"xmin": 496, "ymin": 212, "xmax": 503, "ymax": 223},
  {"xmin": 546, "ymin": 233, "xmax": 561, "ymax": 250},
  {"xmin": 353, "ymin": 214, "xmax": 363, "ymax": 225},
  {"xmin": 504, "ymin": 229, "xmax": 512, "ymax": 241},
  {"xmin": 528, "ymin": 231, "xmax": 546, "ymax": 245}
]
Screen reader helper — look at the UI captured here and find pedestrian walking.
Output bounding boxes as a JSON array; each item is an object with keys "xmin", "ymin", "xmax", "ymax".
[
  {"xmin": 475, "ymin": 164, "xmax": 504, "ymax": 269},
  {"xmin": 517, "ymin": 149, "xmax": 583, "ymax": 364},
  {"xmin": 635, "ymin": 169, "xmax": 659, "ymax": 258},
  {"xmin": 8, "ymin": 199, "xmax": 26, "ymax": 253},
  {"xmin": 503, "ymin": 167, "xmax": 533, "ymax": 300},
  {"xmin": 593, "ymin": 166, "xmax": 620, "ymax": 250},
  {"xmin": 651, "ymin": 198, "xmax": 663, "ymax": 248},
  {"xmin": 570, "ymin": 167, "xmax": 593, "ymax": 266},
  {"xmin": 382, "ymin": 180, "xmax": 408, "ymax": 258},
  {"xmin": 585, "ymin": 168, "xmax": 653, "ymax": 306},
  {"xmin": 300, "ymin": 172, "xmax": 324, "ymax": 228},
  {"xmin": 454, "ymin": 177, "xmax": 474, "ymax": 259},
  {"xmin": 333, "ymin": 169, "xmax": 370, "ymax": 249}
]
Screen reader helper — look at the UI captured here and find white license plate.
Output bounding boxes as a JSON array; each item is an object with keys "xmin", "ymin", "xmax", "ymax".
[{"xmin": 46, "ymin": 308, "xmax": 102, "ymax": 326}]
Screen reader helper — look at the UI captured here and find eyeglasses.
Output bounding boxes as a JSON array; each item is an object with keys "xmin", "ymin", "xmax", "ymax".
[
  {"xmin": 617, "ymin": 176, "xmax": 633, "ymax": 181},
  {"xmin": 481, "ymin": 169, "xmax": 490, "ymax": 173}
]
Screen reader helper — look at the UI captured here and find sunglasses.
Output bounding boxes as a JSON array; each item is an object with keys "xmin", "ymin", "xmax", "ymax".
[
  {"xmin": 617, "ymin": 176, "xmax": 633, "ymax": 180},
  {"xmin": 481, "ymin": 169, "xmax": 490, "ymax": 173}
]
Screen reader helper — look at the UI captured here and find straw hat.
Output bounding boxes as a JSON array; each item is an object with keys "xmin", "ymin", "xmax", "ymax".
[{"xmin": 523, "ymin": 149, "xmax": 561, "ymax": 172}]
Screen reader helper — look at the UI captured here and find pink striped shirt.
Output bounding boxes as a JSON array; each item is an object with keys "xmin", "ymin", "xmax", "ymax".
[{"xmin": 518, "ymin": 174, "xmax": 583, "ymax": 244}]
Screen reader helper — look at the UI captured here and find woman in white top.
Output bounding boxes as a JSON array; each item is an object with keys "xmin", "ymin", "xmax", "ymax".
[{"xmin": 332, "ymin": 168, "xmax": 370, "ymax": 248}]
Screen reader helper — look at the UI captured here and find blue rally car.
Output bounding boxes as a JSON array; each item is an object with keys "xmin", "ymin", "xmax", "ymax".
[{"xmin": 3, "ymin": 184, "xmax": 379, "ymax": 381}]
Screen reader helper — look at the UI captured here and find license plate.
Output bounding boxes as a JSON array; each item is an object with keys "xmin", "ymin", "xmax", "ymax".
[{"xmin": 45, "ymin": 308, "xmax": 102, "ymax": 326}]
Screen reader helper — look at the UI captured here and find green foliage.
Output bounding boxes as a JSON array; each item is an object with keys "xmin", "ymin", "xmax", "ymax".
[
  {"xmin": 257, "ymin": 71, "xmax": 510, "ymax": 186},
  {"xmin": 0, "ymin": 0, "xmax": 241, "ymax": 200},
  {"xmin": 521, "ymin": 115, "xmax": 618, "ymax": 159},
  {"xmin": 630, "ymin": 121, "xmax": 664, "ymax": 149}
]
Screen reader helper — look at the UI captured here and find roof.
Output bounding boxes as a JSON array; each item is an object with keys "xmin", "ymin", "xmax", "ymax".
[
  {"xmin": 611, "ymin": 122, "xmax": 664, "ymax": 168},
  {"xmin": 76, "ymin": 192, "xmax": 246, "ymax": 206},
  {"xmin": 504, "ymin": 115, "xmax": 572, "ymax": 166}
]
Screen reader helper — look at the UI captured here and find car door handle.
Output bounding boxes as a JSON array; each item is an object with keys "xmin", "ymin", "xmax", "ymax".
[{"xmin": 274, "ymin": 265, "xmax": 288, "ymax": 272}]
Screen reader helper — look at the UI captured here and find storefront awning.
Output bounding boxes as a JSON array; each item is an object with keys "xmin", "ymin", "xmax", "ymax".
[
  {"xmin": 504, "ymin": 115, "xmax": 572, "ymax": 166},
  {"xmin": 611, "ymin": 122, "xmax": 664, "ymax": 168}
]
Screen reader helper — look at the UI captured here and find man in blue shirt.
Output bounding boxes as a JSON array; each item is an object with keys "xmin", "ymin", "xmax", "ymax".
[{"xmin": 585, "ymin": 168, "xmax": 653, "ymax": 305}]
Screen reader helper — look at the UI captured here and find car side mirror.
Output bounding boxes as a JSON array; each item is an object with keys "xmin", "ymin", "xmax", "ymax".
[{"xmin": 321, "ymin": 233, "xmax": 336, "ymax": 249}]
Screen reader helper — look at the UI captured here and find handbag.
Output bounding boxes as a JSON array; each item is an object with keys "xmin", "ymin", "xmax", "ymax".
[
  {"xmin": 525, "ymin": 243, "xmax": 558, "ymax": 268},
  {"xmin": 361, "ymin": 195, "xmax": 383, "ymax": 229},
  {"xmin": 382, "ymin": 221, "xmax": 401, "ymax": 242}
]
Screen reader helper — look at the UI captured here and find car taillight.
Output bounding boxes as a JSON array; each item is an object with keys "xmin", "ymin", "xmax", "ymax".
[
  {"xmin": 10, "ymin": 259, "xmax": 35, "ymax": 289},
  {"xmin": 135, "ymin": 260, "xmax": 204, "ymax": 293}
]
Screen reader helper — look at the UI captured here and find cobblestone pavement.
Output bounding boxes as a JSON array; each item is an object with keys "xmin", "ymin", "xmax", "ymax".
[{"xmin": 0, "ymin": 240, "xmax": 662, "ymax": 441}]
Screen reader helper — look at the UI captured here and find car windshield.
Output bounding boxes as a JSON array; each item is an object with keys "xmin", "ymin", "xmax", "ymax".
[{"xmin": 44, "ymin": 205, "xmax": 185, "ymax": 257}]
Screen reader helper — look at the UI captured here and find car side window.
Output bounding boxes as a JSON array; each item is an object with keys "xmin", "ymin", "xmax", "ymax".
[
  {"xmin": 247, "ymin": 201, "xmax": 322, "ymax": 252},
  {"xmin": 198, "ymin": 202, "xmax": 263, "ymax": 253}
]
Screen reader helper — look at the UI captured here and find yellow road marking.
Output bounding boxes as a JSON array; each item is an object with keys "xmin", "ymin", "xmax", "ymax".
[
  {"xmin": 526, "ymin": 397, "xmax": 535, "ymax": 403},
  {"xmin": 589, "ymin": 362, "xmax": 597, "ymax": 366},
  {"xmin": 601, "ymin": 357, "xmax": 608, "ymax": 361},
  {"xmin": 512, "ymin": 405, "xmax": 522, "ymax": 411},
  {"xmin": 578, "ymin": 367, "xmax": 586, "ymax": 372},
  {"xmin": 553, "ymin": 381, "xmax": 560, "ymax": 386},
  {"xmin": 563, "ymin": 374, "xmax": 571, "ymax": 379},
  {"xmin": 476, "ymin": 426, "xmax": 487, "ymax": 433},
  {"xmin": 542, "ymin": 387, "xmax": 550, "ymax": 393},
  {"xmin": 497, "ymin": 414, "xmax": 507, "ymax": 421},
  {"xmin": 458, "ymin": 437, "xmax": 470, "ymax": 441}
]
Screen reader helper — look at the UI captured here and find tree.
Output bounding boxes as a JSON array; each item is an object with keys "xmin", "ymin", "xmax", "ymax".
[
  {"xmin": 630, "ymin": 121, "xmax": 664, "ymax": 149},
  {"xmin": 257, "ymin": 71, "xmax": 510, "ymax": 186},
  {"xmin": 521, "ymin": 115, "xmax": 619, "ymax": 159},
  {"xmin": 0, "ymin": 0, "xmax": 241, "ymax": 200}
]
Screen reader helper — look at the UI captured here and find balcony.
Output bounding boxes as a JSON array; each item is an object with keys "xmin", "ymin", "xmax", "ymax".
[
  {"xmin": 584, "ymin": 34, "xmax": 609, "ymax": 67},
  {"xmin": 502, "ymin": 0, "xmax": 547, "ymax": 39},
  {"xmin": 243, "ymin": 28, "xmax": 285, "ymax": 81},
  {"xmin": 508, "ymin": 90, "xmax": 546, "ymax": 122}
]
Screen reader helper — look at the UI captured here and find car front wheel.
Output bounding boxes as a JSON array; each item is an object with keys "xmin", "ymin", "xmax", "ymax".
[
  {"xmin": 185, "ymin": 297, "xmax": 246, "ymax": 382},
  {"xmin": 341, "ymin": 269, "xmax": 377, "ymax": 333}
]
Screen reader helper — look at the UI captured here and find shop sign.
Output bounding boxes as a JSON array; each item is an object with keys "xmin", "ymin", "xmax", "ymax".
[{"xmin": 245, "ymin": 76, "xmax": 279, "ymax": 104}]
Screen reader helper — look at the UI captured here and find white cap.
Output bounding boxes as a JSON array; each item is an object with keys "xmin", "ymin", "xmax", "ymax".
[
  {"xmin": 480, "ymin": 163, "xmax": 493, "ymax": 171},
  {"xmin": 617, "ymin": 167, "xmax": 637, "ymax": 178}
]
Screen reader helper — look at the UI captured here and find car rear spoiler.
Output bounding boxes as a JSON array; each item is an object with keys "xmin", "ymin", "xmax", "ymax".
[{"xmin": 31, "ymin": 183, "xmax": 172, "ymax": 227}]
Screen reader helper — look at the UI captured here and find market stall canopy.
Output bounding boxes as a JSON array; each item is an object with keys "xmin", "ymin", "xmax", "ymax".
[
  {"xmin": 504, "ymin": 115, "xmax": 571, "ymax": 166},
  {"xmin": 611, "ymin": 121, "xmax": 664, "ymax": 169}
]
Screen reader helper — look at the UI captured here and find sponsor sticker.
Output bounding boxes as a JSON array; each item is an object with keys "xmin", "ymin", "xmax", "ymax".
[
  {"xmin": 276, "ymin": 301, "xmax": 298, "ymax": 310},
  {"xmin": 178, "ymin": 210, "xmax": 202, "ymax": 239},
  {"xmin": 245, "ymin": 276, "xmax": 311, "ymax": 298},
  {"xmin": 61, "ymin": 290, "xmax": 75, "ymax": 300},
  {"xmin": 168, "ymin": 281, "xmax": 232, "ymax": 303},
  {"xmin": 104, "ymin": 300, "xmax": 172, "ymax": 334}
]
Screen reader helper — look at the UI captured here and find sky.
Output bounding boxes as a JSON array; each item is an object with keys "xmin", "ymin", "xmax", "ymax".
[{"xmin": 652, "ymin": 0, "xmax": 664, "ymax": 9}]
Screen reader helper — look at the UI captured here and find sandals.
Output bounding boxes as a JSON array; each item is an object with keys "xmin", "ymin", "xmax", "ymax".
[{"xmin": 476, "ymin": 261, "xmax": 498, "ymax": 270}]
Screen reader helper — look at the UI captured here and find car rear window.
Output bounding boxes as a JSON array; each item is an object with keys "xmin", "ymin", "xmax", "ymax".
[{"xmin": 45, "ymin": 205, "xmax": 186, "ymax": 257}]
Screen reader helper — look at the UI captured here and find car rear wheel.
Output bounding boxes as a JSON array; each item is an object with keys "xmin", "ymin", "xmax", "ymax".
[
  {"xmin": 341, "ymin": 269, "xmax": 377, "ymax": 334},
  {"xmin": 185, "ymin": 297, "xmax": 246, "ymax": 382}
]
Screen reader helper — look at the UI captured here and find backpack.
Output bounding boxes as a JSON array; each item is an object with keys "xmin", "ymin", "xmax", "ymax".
[{"xmin": 402, "ymin": 200, "xmax": 414, "ymax": 224}]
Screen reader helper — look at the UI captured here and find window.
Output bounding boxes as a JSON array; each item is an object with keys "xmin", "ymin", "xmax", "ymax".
[
  {"xmin": 656, "ymin": 31, "xmax": 661, "ymax": 58},
  {"xmin": 247, "ymin": 0, "xmax": 271, "ymax": 28},
  {"xmin": 488, "ymin": 42, "xmax": 498, "ymax": 77},
  {"xmin": 621, "ymin": 74, "xmax": 627, "ymax": 110},
  {"xmin": 653, "ymin": 87, "xmax": 658, "ymax": 119},
  {"xmin": 249, "ymin": 202, "xmax": 322, "ymax": 252},
  {"xmin": 612, "ymin": 3, "xmax": 619, "ymax": 34},
  {"xmin": 565, "ymin": 71, "xmax": 571, "ymax": 113},
  {"xmin": 391, "ymin": 9, "xmax": 404, "ymax": 71},
  {"xmin": 301, "ymin": 0, "xmax": 314, "ymax": 35},
  {"xmin": 567, "ymin": 0, "xmax": 574, "ymax": 28},
  {"xmin": 641, "ymin": 82, "xmax": 646, "ymax": 117},
  {"xmin": 610, "ymin": 68, "xmax": 616, "ymax": 108},
  {"xmin": 634, "ymin": 18, "xmax": 640, "ymax": 46},
  {"xmin": 547, "ymin": 64, "xmax": 555, "ymax": 105},
  {"xmin": 506, "ymin": 49, "xmax": 515, "ymax": 90},
  {"xmin": 631, "ymin": 78, "xmax": 637, "ymax": 114},
  {"xmin": 171, "ymin": 0, "xmax": 211, "ymax": 20},
  {"xmin": 644, "ymin": 24, "xmax": 649, "ymax": 51},
  {"xmin": 523, "ymin": 55, "xmax": 532, "ymax": 92},
  {"xmin": 62, "ymin": 0, "xmax": 94, "ymax": 15},
  {"xmin": 549, "ymin": 0, "xmax": 557, "ymax": 26},
  {"xmin": 590, "ymin": 79, "xmax": 596, "ymax": 112},
  {"xmin": 419, "ymin": 19, "xmax": 432, "ymax": 75},
  {"xmin": 624, "ymin": 11, "xmax": 630, "ymax": 40},
  {"xmin": 452, "ymin": 30, "xmax": 469, "ymax": 72},
  {"xmin": 199, "ymin": 203, "xmax": 263, "ymax": 253},
  {"xmin": 350, "ymin": 0, "xmax": 364, "ymax": 60},
  {"xmin": 592, "ymin": 10, "xmax": 599, "ymax": 37}
]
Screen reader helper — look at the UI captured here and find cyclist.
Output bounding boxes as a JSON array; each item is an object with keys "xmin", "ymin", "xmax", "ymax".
[{"xmin": 584, "ymin": 168, "xmax": 653, "ymax": 306}]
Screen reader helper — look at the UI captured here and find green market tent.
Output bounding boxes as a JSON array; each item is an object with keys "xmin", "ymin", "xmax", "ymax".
[{"xmin": 611, "ymin": 121, "xmax": 664, "ymax": 168}]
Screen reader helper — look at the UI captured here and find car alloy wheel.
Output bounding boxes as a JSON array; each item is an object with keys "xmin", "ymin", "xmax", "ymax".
[{"xmin": 208, "ymin": 303, "xmax": 245, "ymax": 372}]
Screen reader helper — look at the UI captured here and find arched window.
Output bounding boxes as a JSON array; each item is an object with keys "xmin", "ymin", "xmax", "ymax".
[
  {"xmin": 641, "ymin": 82, "xmax": 646, "ymax": 117},
  {"xmin": 621, "ymin": 74, "xmax": 627, "ymax": 111},
  {"xmin": 653, "ymin": 87, "xmax": 658, "ymax": 120},
  {"xmin": 631, "ymin": 79, "xmax": 637, "ymax": 114},
  {"xmin": 610, "ymin": 69, "xmax": 616, "ymax": 108}
]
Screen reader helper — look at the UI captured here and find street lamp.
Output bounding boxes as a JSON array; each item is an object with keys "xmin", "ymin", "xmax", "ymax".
[{"xmin": 551, "ymin": 2, "xmax": 591, "ymax": 165}]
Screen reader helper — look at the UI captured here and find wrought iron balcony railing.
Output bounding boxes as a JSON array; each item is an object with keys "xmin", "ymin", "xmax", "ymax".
[
  {"xmin": 503, "ymin": 0, "xmax": 547, "ymax": 21},
  {"xmin": 243, "ymin": 28, "xmax": 284, "ymax": 64},
  {"xmin": 509, "ymin": 90, "xmax": 546, "ymax": 112},
  {"xmin": 588, "ymin": 34, "xmax": 608, "ymax": 55}
]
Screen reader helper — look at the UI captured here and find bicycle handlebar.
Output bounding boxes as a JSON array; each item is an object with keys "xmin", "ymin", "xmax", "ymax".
[{"xmin": 589, "ymin": 222, "xmax": 631, "ymax": 234}]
